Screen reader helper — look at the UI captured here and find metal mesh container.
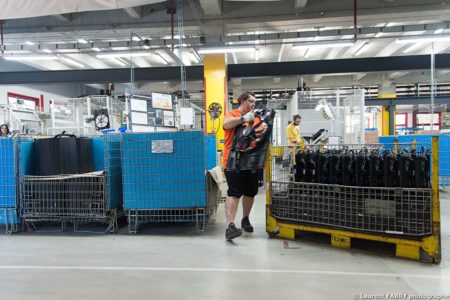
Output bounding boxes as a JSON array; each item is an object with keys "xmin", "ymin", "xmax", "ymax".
[
  {"xmin": 121, "ymin": 132, "xmax": 217, "ymax": 233},
  {"xmin": 269, "ymin": 143, "xmax": 433, "ymax": 237},
  {"xmin": 18, "ymin": 134, "xmax": 122, "ymax": 232}
]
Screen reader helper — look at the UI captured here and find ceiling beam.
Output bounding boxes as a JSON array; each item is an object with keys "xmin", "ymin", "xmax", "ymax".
[{"xmin": 2, "ymin": 54, "xmax": 450, "ymax": 84}]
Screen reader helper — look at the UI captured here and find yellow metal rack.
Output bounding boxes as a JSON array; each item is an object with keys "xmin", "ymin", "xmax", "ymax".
[{"xmin": 266, "ymin": 137, "xmax": 441, "ymax": 263}]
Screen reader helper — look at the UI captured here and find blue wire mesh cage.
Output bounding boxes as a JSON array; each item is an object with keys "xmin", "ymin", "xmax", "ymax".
[
  {"xmin": 121, "ymin": 131, "xmax": 218, "ymax": 233},
  {"xmin": 0, "ymin": 138, "xmax": 20, "ymax": 232}
]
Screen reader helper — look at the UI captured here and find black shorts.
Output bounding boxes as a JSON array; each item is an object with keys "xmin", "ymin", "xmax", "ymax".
[{"xmin": 224, "ymin": 170, "xmax": 259, "ymax": 198}]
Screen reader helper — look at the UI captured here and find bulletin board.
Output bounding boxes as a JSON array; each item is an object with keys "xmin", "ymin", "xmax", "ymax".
[{"xmin": 129, "ymin": 93, "xmax": 176, "ymax": 132}]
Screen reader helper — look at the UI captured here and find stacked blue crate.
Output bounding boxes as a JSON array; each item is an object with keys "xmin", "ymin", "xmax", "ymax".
[
  {"xmin": 0, "ymin": 139, "xmax": 19, "ymax": 226},
  {"xmin": 92, "ymin": 134, "xmax": 123, "ymax": 210},
  {"xmin": 122, "ymin": 131, "xmax": 215, "ymax": 210}
]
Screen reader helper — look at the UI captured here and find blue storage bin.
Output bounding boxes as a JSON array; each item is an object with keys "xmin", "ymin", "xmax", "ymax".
[
  {"xmin": 121, "ymin": 131, "xmax": 216, "ymax": 210},
  {"xmin": 92, "ymin": 135, "xmax": 123, "ymax": 210},
  {"xmin": 0, "ymin": 139, "xmax": 17, "ymax": 208},
  {"xmin": 0, "ymin": 208, "xmax": 20, "ymax": 225}
]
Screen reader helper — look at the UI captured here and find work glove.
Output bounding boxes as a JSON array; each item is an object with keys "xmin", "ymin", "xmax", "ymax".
[{"xmin": 242, "ymin": 111, "xmax": 255, "ymax": 123}]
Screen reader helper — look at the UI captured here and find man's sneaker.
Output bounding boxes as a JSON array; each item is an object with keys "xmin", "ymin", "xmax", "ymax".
[
  {"xmin": 241, "ymin": 216, "xmax": 254, "ymax": 233},
  {"xmin": 225, "ymin": 223, "xmax": 242, "ymax": 240}
]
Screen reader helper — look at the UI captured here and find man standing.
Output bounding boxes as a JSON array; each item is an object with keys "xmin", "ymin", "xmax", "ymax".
[
  {"xmin": 222, "ymin": 91, "xmax": 258, "ymax": 240},
  {"xmin": 286, "ymin": 115, "xmax": 302, "ymax": 146},
  {"xmin": 286, "ymin": 115, "xmax": 302, "ymax": 166}
]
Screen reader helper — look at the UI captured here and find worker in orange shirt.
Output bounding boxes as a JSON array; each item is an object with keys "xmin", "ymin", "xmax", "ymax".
[{"xmin": 222, "ymin": 91, "xmax": 258, "ymax": 240}]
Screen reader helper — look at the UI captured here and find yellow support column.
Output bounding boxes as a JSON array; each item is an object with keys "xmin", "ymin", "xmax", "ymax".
[
  {"xmin": 381, "ymin": 106, "xmax": 390, "ymax": 136},
  {"xmin": 423, "ymin": 136, "xmax": 441, "ymax": 263},
  {"xmin": 204, "ymin": 54, "xmax": 227, "ymax": 151}
]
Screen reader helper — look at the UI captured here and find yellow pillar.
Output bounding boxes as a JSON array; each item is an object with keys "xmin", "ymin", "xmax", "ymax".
[
  {"xmin": 204, "ymin": 54, "xmax": 227, "ymax": 151},
  {"xmin": 382, "ymin": 106, "xmax": 390, "ymax": 136}
]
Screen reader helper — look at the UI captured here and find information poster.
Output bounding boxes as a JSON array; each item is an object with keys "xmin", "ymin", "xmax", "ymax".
[{"xmin": 152, "ymin": 93, "xmax": 173, "ymax": 110}]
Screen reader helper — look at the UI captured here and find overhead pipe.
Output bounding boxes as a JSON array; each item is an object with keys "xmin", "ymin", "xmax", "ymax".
[
  {"xmin": 353, "ymin": 0, "xmax": 358, "ymax": 41},
  {"xmin": 167, "ymin": 0, "xmax": 176, "ymax": 51}
]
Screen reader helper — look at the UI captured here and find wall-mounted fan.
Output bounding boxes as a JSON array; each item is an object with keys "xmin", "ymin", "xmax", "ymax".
[
  {"xmin": 208, "ymin": 102, "xmax": 222, "ymax": 120},
  {"xmin": 94, "ymin": 109, "xmax": 110, "ymax": 130}
]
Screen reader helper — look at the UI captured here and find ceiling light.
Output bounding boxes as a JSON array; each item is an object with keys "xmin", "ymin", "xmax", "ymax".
[
  {"xmin": 143, "ymin": 45, "xmax": 150, "ymax": 50},
  {"xmin": 25, "ymin": 41, "xmax": 34, "ymax": 45},
  {"xmin": 293, "ymin": 40, "xmax": 354, "ymax": 49},
  {"xmin": 78, "ymin": 39, "xmax": 88, "ymax": 44},
  {"xmin": 42, "ymin": 49, "xmax": 53, "ymax": 53},
  {"xmin": 55, "ymin": 49, "xmax": 79, "ymax": 53},
  {"xmin": 92, "ymin": 47, "xmax": 101, "ymax": 52},
  {"xmin": 434, "ymin": 29, "xmax": 444, "ymax": 34},
  {"xmin": 3, "ymin": 55, "xmax": 59, "ymax": 61},
  {"xmin": 61, "ymin": 57, "xmax": 84, "ymax": 68},
  {"xmin": 198, "ymin": 46, "xmax": 256, "ymax": 54},
  {"xmin": 255, "ymin": 49, "xmax": 260, "ymax": 61},
  {"xmin": 396, "ymin": 35, "xmax": 450, "ymax": 43},
  {"xmin": 96, "ymin": 52, "xmax": 152, "ymax": 58},
  {"xmin": 111, "ymin": 47, "xmax": 130, "ymax": 51}
]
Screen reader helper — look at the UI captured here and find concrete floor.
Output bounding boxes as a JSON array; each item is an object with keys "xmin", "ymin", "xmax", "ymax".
[{"xmin": 0, "ymin": 192, "xmax": 449, "ymax": 300}]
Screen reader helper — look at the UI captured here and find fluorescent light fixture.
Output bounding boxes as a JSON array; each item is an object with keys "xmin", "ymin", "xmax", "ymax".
[
  {"xmin": 293, "ymin": 40, "xmax": 354, "ymax": 49},
  {"xmin": 255, "ymin": 49, "xmax": 260, "ymax": 61},
  {"xmin": 56, "ymin": 49, "xmax": 79, "ymax": 53},
  {"xmin": 111, "ymin": 47, "xmax": 129, "ymax": 51},
  {"xmin": 92, "ymin": 47, "xmax": 101, "ymax": 52},
  {"xmin": 354, "ymin": 42, "xmax": 368, "ymax": 56},
  {"xmin": 42, "ymin": 49, "xmax": 53, "ymax": 53},
  {"xmin": 154, "ymin": 53, "xmax": 169, "ymax": 65},
  {"xmin": 198, "ymin": 46, "xmax": 256, "ymax": 54},
  {"xmin": 3, "ymin": 55, "xmax": 59, "ymax": 61},
  {"xmin": 96, "ymin": 52, "xmax": 152, "ymax": 58},
  {"xmin": 77, "ymin": 39, "xmax": 88, "ymax": 44},
  {"xmin": 61, "ymin": 57, "xmax": 84, "ymax": 68},
  {"xmin": 25, "ymin": 41, "xmax": 34, "ymax": 45},
  {"xmin": 434, "ymin": 29, "xmax": 444, "ymax": 34},
  {"xmin": 396, "ymin": 35, "xmax": 450, "ymax": 43}
]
